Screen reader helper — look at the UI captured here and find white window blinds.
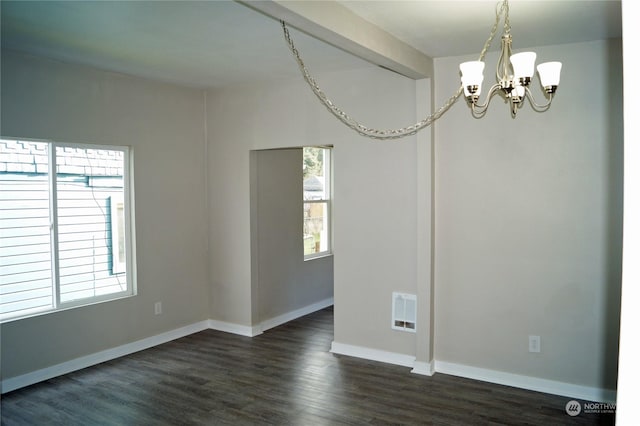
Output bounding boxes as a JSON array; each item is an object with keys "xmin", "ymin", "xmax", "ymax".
[{"xmin": 0, "ymin": 140, "xmax": 135, "ymax": 322}]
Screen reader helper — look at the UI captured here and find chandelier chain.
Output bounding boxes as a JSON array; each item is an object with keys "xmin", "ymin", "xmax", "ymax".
[
  {"xmin": 501, "ymin": 0, "xmax": 511, "ymax": 35},
  {"xmin": 281, "ymin": 0, "xmax": 507, "ymax": 140}
]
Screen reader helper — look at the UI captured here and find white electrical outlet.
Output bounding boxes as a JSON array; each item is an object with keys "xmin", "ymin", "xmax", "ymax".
[
  {"xmin": 529, "ymin": 335, "xmax": 541, "ymax": 353},
  {"xmin": 154, "ymin": 302, "xmax": 162, "ymax": 315}
]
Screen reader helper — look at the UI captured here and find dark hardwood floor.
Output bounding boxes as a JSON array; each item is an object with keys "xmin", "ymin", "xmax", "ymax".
[{"xmin": 1, "ymin": 307, "xmax": 615, "ymax": 425}]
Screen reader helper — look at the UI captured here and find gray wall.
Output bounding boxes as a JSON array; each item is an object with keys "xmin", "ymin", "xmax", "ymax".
[
  {"xmin": 0, "ymin": 51, "xmax": 209, "ymax": 379},
  {"xmin": 433, "ymin": 39, "xmax": 623, "ymax": 390},
  {"xmin": 206, "ymin": 38, "xmax": 623, "ymax": 392},
  {"xmin": 251, "ymin": 149, "xmax": 333, "ymax": 323},
  {"xmin": 206, "ymin": 67, "xmax": 421, "ymax": 359},
  {"xmin": 0, "ymin": 36, "xmax": 625, "ymax": 395}
]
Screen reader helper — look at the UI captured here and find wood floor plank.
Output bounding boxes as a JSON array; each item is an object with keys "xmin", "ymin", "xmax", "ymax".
[{"xmin": 1, "ymin": 307, "xmax": 615, "ymax": 425}]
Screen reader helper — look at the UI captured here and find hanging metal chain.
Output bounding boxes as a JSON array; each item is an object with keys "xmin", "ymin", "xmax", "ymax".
[{"xmin": 281, "ymin": 0, "xmax": 508, "ymax": 140}]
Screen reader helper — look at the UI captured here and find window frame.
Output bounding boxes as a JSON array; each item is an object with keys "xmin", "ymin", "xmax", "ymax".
[
  {"xmin": 109, "ymin": 193, "xmax": 126, "ymax": 275},
  {"xmin": 303, "ymin": 146, "xmax": 332, "ymax": 261},
  {"xmin": 0, "ymin": 139, "xmax": 136, "ymax": 322}
]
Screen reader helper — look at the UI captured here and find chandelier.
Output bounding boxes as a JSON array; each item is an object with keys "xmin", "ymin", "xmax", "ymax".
[
  {"xmin": 282, "ymin": 0, "xmax": 561, "ymax": 139},
  {"xmin": 460, "ymin": 1, "xmax": 562, "ymax": 118}
]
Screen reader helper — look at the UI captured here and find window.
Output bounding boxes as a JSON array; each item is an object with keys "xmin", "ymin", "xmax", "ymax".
[
  {"xmin": 0, "ymin": 139, "xmax": 135, "ymax": 322},
  {"xmin": 303, "ymin": 147, "xmax": 331, "ymax": 259}
]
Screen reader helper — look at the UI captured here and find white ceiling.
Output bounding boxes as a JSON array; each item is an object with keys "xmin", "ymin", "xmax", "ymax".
[
  {"xmin": 338, "ymin": 0, "xmax": 623, "ymax": 58},
  {"xmin": 0, "ymin": 0, "xmax": 622, "ymax": 89}
]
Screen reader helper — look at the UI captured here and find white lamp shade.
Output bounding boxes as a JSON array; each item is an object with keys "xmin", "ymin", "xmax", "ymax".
[
  {"xmin": 460, "ymin": 61, "xmax": 485, "ymax": 86},
  {"xmin": 513, "ymin": 84, "xmax": 525, "ymax": 98},
  {"xmin": 537, "ymin": 61, "xmax": 562, "ymax": 87},
  {"xmin": 510, "ymin": 52, "xmax": 536, "ymax": 79},
  {"xmin": 462, "ymin": 77, "xmax": 482, "ymax": 97}
]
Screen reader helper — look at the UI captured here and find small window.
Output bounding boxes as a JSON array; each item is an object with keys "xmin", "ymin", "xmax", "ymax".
[
  {"xmin": 0, "ymin": 139, "xmax": 136, "ymax": 322},
  {"xmin": 303, "ymin": 147, "xmax": 331, "ymax": 259}
]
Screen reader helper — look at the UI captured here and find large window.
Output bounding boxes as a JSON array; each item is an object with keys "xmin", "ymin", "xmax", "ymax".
[
  {"xmin": 0, "ymin": 139, "xmax": 135, "ymax": 322},
  {"xmin": 303, "ymin": 147, "xmax": 331, "ymax": 259}
]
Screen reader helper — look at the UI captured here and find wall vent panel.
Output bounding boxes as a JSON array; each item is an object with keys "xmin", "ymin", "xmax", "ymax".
[{"xmin": 392, "ymin": 292, "xmax": 417, "ymax": 332}]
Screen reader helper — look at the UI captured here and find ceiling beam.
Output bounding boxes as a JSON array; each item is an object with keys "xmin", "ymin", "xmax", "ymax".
[{"xmin": 237, "ymin": 0, "xmax": 433, "ymax": 79}]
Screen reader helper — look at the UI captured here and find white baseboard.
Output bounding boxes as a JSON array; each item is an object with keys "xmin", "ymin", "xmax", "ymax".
[
  {"xmin": 207, "ymin": 297, "xmax": 334, "ymax": 337},
  {"xmin": 330, "ymin": 341, "xmax": 416, "ymax": 368},
  {"xmin": 2, "ymin": 299, "xmax": 335, "ymax": 393},
  {"xmin": 1, "ymin": 321, "xmax": 209, "ymax": 394},
  {"xmin": 260, "ymin": 297, "xmax": 334, "ymax": 332},
  {"xmin": 412, "ymin": 360, "xmax": 435, "ymax": 376},
  {"xmin": 325, "ymin": 347, "xmax": 616, "ymax": 403},
  {"xmin": 435, "ymin": 360, "xmax": 617, "ymax": 403},
  {"xmin": 6, "ymin": 307, "xmax": 613, "ymax": 405},
  {"xmin": 208, "ymin": 319, "xmax": 262, "ymax": 337}
]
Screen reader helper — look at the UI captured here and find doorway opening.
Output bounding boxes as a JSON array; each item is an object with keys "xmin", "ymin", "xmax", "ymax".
[{"xmin": 249, "ymin": 147, "xmax": 334, "ymax": 332}]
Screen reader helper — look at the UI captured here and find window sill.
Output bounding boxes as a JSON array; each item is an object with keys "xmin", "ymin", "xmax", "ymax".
[
  {"xmin": 0, "ymin": 293, "xmax": 135, "ymax": 324},
  {"xmin": 304, "ymin": 252, "xmax": 334, "ymax": 262}
]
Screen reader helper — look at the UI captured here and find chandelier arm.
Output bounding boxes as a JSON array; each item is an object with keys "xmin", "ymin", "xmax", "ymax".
[
  {"xmin": 524, "ymin": 87, "xmax": 554, "ymax": 112},
  {"xmin": 469, "ymin": 83, "xmax": 503, "ymax": 115},
  {"xmin": 471, "ymin": 105, "xmax": 490, "ymax": 119},
  {"xmin": 281, "ymin": 1, "xmax": 504, "ymax": 140}
]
